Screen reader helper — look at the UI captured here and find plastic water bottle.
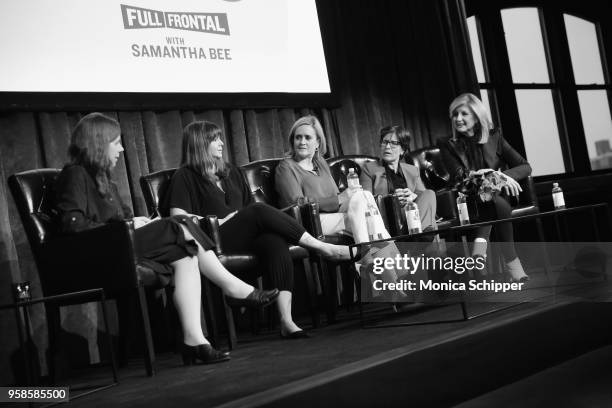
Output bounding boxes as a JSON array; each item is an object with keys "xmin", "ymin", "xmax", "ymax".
[
  {"xmin": 552, "ymin": 182, "xmax": 565, "ymax": 209},
  {"xmin": 347, "ymin": 168, "xmax": 360, "ymax": 189},
  {"xmin": 457, "ymin": 192, "xmax": 470, "ymax": 225},
  {"xmin": 365, "ymin": 203, "xmax": 384, "ymax": 241},
  {"xmin": 405, "ymin": 201, "xmax": 422, "ymax": 234}
]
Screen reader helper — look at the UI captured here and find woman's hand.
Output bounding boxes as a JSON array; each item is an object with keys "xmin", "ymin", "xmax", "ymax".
[
  {"xmin": 219, "ymin": 211, "xmax": 238, "ymax": 226},
  {"xmin": 498, "ymin": 171, "xmax": 523, "ymax": 196},
  {"xmin": 393, "ymin": 188, "xmax": 418, "ymax": 206}
]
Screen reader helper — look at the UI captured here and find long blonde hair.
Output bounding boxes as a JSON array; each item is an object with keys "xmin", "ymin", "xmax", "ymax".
[{"xmin": 449, "ymin": 93, "xmax": 493, "ymax": 144}]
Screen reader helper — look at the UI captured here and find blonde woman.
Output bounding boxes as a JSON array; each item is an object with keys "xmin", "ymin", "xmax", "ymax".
[{"xmin": 439, "ymin": 93, "xmax": 531, "ymax": 282}]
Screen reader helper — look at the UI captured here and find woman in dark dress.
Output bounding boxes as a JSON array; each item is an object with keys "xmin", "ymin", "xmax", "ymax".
[
  {"xmin": 163, "ymin": 121, "xmax": 351, "ymax": 339},
  {"xmin": 439, "ymin": 93, "xmax": 531, "ymax": 282},
  {"xmin": 55, "ymin": 113, "xmax": 279, "ymax": 365}
]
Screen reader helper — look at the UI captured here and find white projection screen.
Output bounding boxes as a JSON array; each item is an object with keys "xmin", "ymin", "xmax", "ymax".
[{"xmin": 0, "ymin": 0, "xmax": 333, "ymax": 109}]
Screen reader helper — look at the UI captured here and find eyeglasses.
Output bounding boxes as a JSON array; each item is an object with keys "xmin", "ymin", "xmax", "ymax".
[{"xmin": 380, "ymin": 140, "xmax": 400, "ymax": 147}]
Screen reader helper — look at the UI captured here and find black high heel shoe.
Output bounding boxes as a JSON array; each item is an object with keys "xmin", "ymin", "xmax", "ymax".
[
  {"xmin": 181, "ymin": 344, "xmax": 230, "ymax": 366},
  {"xmin": 226, "ymin": 288, "xmax": 280, "ymax": 308}
]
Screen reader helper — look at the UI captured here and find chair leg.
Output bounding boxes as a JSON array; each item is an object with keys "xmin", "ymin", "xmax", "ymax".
[
  {"xmin": 317, "ymin": 256, "xmax": 338, "ymax": 324},
  {"xmin": 45, "ymin": 304, "xmax": 62, "ymax": 385},
  {"xmin": 136, "ymin": 286, "xmax": 155, "ymax": 377},
  {"xmin": 340, "ymin": 263, "xmax": 357, "ymax": 311},
  {"xmin": 302, "ymin": 258, "xmax": 320, "ymax": 328},
  {"xmin": 201, "ymin": 279, "xmax": 220, "ymax": 348},
  {"xmin": 222, "ymin": 296, "xmax": 237, "ymax": 350},
  {"xmin": 100, "ymin": 293, "xmax": 119, "ymax": 383},
  {"xmin": 535, "ymin": 218, "xmax": 551, "ymax": 276}
]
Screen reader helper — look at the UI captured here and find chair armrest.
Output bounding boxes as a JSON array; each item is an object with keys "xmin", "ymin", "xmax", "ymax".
[
  {"xmin": 200, "ymin": 216, "xmax": 224, "ymax": 255},
  {"xmin": 299, "ymin": 203, "xmax": 323, "ymax": 239},
  {"xmin": 40, "ymin": 220, "xmax": 140, "ymax": 294},
  {"xmin": 280, "ymin": 204, "xmax": 304, "ymax": 225},
  {"xmin": 518, "ymin": 176, "xmax": 538, "ymax": 208},
  {"xmin": 380, "ymin": 194, "xmax": 405, "ymax": 236},
  {"xmin": 435, "ymin": 188, "xmax": 457, "ymax": 220}
]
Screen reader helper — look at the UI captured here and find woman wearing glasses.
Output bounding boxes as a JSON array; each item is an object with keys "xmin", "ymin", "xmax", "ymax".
[{"xmin": 360, "ymin": 126, "xmax": 437, "ymax": 232}]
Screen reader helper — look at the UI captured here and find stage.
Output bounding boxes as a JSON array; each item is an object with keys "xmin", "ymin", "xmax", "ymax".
[{"xmin": 54, "ymin": 277, "xmax": 612, "ymax": 408}]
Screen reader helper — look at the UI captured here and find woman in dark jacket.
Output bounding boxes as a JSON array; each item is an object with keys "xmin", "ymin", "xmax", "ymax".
[
  {"xmin": 163, "ymin": 121, "xmax": 350, "ymax": 339},
  {"xmin": 439, "ymin": 93, "xmax": 531, "ymax": 282},
  {"xmin": 55, "ymin": 113, "xmax": 279, "ymax": 365}
]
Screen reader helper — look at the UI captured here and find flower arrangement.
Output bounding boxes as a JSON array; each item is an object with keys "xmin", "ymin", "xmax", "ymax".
[{"xmin": 456, "ymin": 169, "xmax": 509, "ymax": 202}]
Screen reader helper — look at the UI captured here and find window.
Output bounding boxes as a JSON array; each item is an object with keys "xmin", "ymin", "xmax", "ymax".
[
  {"xmin": 466, "ymin": 2, "xmax": 612, "ymax": 178},
  {"xmin": 564, "ymin": 14, "xmax": 612, "ymax": 171}
]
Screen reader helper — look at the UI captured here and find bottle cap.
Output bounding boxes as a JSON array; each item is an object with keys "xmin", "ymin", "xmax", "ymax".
[{"xmin": 553, "ymin": 182, "xmax": 559, "ymax": 187}]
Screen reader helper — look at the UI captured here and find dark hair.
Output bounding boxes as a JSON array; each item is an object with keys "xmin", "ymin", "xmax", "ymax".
[
  {"xmin": 181, "ymin": 121, "xmax": 227, "ymax": 182},
  {"xmin": 379, "ymin": 125, "xmax": 411, "ymax": 154},
  {"xmin": 69, "ymin": 112, "xmax": 120, "ymax": 196}
]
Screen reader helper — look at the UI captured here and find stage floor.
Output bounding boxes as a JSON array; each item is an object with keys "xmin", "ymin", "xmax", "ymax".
[{"xmin": 53, "ymin": 275, "xmax": 612, "ymax": 408}]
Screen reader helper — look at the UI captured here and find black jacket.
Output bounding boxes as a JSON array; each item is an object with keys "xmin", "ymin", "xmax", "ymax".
[{"xmin": 438, "ymin": 129, "xmax": 532, "ymax": 184}]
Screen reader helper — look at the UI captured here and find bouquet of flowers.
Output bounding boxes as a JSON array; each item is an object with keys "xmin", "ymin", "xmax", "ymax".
[{"xmin": 456, "ymin": 168, "xmax": 509, "ymax": 202}]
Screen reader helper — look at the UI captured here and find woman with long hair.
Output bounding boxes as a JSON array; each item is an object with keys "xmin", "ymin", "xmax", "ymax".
[
  {"xmin": 163, "ymin": 120, "xmax": 351, "ymax": 339},
  {"xmin": 55, "ymin": 113, "xmax": 279, "ymax": 365},
  {"xmin": 439, "ymin": 93, "xmax": 531, "ymax": 282}
]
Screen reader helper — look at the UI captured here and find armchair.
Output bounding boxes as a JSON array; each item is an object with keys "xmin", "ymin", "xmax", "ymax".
[
  {"xmin": 406, "ymin": 146, "xmax": 545, "ymax": 249},
  {"xmin": 9, "ymin": 169, "xmax": 160, "ymax": 377}
]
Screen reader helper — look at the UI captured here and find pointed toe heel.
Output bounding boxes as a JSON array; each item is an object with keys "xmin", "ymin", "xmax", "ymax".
[
  {"xmin": 226, "ymin": 288, "xmax": 280, "ymax": 308},
  {"xmin": 181, "ymin": 344, "xmax": 230, "ymax": 366}
]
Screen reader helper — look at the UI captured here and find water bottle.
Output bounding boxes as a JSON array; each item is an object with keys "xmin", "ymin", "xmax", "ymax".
[
  {"xmin": 405, "ymin": 200, "xmax": 422, "ymax": 234},
  {"xmin": 347, "ymin": 168, "xmax": 360, "ymax": 189},
  {"xmin": 457, "ymin": 192, "xmax": 470, "ymax": 225},
  {"xmin": 552, "ymin": 182, "xmax": 565, "ymax": 210},
  {"xmin": 365, "ymin": 203, "xmax": 384, "ymax": 241}
]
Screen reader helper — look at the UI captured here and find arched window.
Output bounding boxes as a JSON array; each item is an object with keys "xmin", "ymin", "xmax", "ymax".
[{"xmin": 465, "ymin": 1, "xmax": 612, "ymax": 178}]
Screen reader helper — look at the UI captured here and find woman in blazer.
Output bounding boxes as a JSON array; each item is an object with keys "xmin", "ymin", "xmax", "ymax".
[
  {"xmin": 360, "ymin": 125, "xmax": 437, "ymax": 231},
  {"xmin": 439, "ymin": 93, "xmax": 531, "ymax": 282}
]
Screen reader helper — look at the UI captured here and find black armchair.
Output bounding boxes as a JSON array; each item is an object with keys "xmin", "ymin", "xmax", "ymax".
[
  {"xmin": 8, "ymin": 169, "xmax": 160, "ymax": 377},
  {"xmin": 406, "ymin": 146, "xmax": 545, "ymax": 242},
  {"xmin": 407, "ymin": 146, "xmax": 542, "ymax": 219}
]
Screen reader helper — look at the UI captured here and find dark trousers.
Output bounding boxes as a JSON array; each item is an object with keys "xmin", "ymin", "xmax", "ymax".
[
  {"xmin": 220, "ymin": 202, "xmax": 306, "ymax": 291},
  {"xmin": 472, "ymin": 194, "xmax": 518, "ymax": 261}
]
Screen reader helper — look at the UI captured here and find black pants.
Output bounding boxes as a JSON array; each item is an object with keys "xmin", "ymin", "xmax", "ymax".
[
  {"xmin": 219, "ymin": 202, "xmax": 306, "ymax": 291},
  {"xmin": 472, "ymin": 194, "xmax": 518, "ymax": 261}
]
